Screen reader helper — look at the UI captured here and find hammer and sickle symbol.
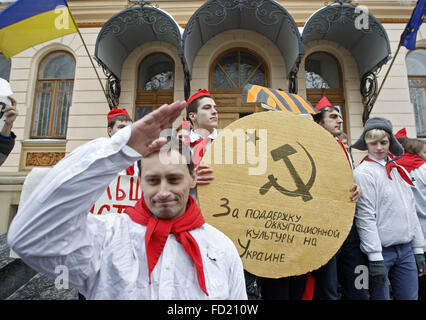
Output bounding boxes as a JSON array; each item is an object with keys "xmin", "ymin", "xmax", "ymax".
[{"xmin": 259, "ymin": 142, "xmax": 316, "ymax": 202}]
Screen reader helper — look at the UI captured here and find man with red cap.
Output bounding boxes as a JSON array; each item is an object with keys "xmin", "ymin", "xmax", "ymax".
[
  {"xmin": 310, "ymin": 96, "xmax": 367, "ymax": 300},
  {"xmin": 107, "ymin": 108, "xmax": 138, "ymax": 177},
  {"xmin": 185, "ymin": 89, "xmax": 218, "ymax": 188},
  {"xmin": 7, "ymin": 101, "xmax": 247, "ymax": 299}
]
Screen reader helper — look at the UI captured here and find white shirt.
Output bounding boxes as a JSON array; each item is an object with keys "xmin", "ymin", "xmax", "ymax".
[
  {"xmin": 354, "ymin": 155, "xmax": 425, "ymax": 261},
  {"xmin": 189, "ymin": 128, "xmax": 218, "ymax": 151},
  {"xmin": 7, "ymin": 126, "xmax": 247, "ymax": 300}
]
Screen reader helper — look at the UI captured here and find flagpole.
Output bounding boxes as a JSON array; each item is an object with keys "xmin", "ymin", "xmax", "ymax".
[
  {"xmin": 67, "ymin": 6, "xmax": 108, "ymax": 104},
  {"xmin": 75, "ymin": 29, "xmax": 108, "ymax": 100},
  {"xmin": 370, "ymin": 43, "xmax": 402, "ymax": 108}
]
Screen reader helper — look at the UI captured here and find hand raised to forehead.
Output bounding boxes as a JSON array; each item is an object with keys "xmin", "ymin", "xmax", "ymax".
[{"xmin": 127, "ymin": 100, "xmax": 186, "ymax": 157}]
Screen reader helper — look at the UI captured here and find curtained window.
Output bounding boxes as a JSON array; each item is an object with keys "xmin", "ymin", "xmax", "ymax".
[{"xmin": 31, "ymin": 51, "xmax": 75, "ymax": 138}]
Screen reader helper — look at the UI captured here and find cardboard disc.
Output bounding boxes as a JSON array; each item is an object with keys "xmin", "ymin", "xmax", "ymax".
[{"xmin": 197, "ymin": 111, "xmax": 355, "ymax": 278}]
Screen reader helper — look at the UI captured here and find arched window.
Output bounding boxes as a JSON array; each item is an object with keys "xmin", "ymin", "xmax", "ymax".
[
  {"xmin": 0, "ymin": 54, "xmax": 11, "ymax": 81},
  {"xmin": 406, "ymin": 49, "xmax": 426, "ymax": 137},
  {"xmin": 211, "ymin": 49, "xmax": 267, "ymax": 89},
  {"xmin": 209, "ymin": 48, "xmax": 268, "ymax": 128},
  {"xmin": 305, "ymin": 52, "xmax": 346, "ymax": 132},
  {"xmin": 305, "ymin": 52, "xmax": 341, "ymax": 89},
  {"xmin": 136, "ymin": 53, "xmax": 174, "ymax": 120},
  {"xmin": 31, "ymin": 51, "xmax": 75, "ymax": 138}
]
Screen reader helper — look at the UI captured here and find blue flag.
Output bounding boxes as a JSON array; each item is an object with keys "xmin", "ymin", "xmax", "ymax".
[{"xmin": 400, "ymin": 0, "xmax": 426, "ymax": 50}]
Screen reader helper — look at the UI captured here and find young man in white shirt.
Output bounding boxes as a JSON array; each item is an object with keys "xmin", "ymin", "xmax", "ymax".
[
  {"xmin": 352, "ymin": 117, "xmax": 426, "ymax": 300},
  {"xmin": 7, "ymin": 101, "xmax": 247, "ymax": 300}
]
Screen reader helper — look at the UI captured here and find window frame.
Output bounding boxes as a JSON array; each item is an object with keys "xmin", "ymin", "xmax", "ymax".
[
  {"xmin": 30, "ymin": 50, "xmax": 75, "ymax": 139},
  {"xmin": 305, "ymin": 51, "xmax": 348, "ymax": 134},
  {"xmin": 135, "ymin": 52, "xmax": 175, "ymax": 120},
  {"xmin": 406, "ymin": 48, "xmax": 426, "ymax": 138},
  {"xmin": 209, "ymin": 47, "xmax": 269, "ymax": 92}
]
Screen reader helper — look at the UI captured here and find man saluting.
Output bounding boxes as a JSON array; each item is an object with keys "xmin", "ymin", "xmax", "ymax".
[{"xmin": 8, "ymin": 101, "xmax": 247, "ymax": 300}]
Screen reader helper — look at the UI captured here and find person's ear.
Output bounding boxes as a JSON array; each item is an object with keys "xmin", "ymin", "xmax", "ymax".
[
  {"xmin": 107, "ymin": 127, "xmax": 112, "ymax": 137},
  {"xmin": 188, "ymin": 112, "xmax": 196, "ymax": 123},
  {"xmin": 190, "ymin": 171, "xmax": 197, "ymax": 189}
]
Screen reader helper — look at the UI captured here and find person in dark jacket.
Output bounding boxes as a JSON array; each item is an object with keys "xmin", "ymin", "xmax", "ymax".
[{"xmin": 0, "ymin": 96, "xmax": 17, "ymax": 166}]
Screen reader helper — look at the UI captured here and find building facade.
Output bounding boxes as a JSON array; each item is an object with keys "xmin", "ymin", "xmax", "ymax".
[{"xmin": 0, "ymin": 0, "xmax": 425, "ymax": 233}]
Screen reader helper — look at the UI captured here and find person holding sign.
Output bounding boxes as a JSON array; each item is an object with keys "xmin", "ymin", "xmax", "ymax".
[
  {"xmin": 7, "ymin": 100, "xmax": 247, "ymax": 299},
  {"xmin": 352, "ymin": 117, "xmax": 426, "ymax": 300},
  {"xmin": 107, "ymin": 108, "xmax": 139, "ymax": 177},
  {"xmin": 312, "ymin": 96, "xmax": 366, "ymax": 300}
]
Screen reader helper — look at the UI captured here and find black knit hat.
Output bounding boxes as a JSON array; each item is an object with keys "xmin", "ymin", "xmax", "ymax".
[{"xmin": 351, "ymin": 117, "xmax": 404, "ymax": 156}]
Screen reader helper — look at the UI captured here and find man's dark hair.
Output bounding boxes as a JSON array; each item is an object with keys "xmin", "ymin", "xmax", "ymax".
[
  {"xmin": 108, "ymin": 115, "xmax": 133, "ymax": 128},
  {"xmin": 313, "ymin": 106, "xmax": 340, "ymax": 123},
  {"xmin": 187, "ymin": 96, "xmax": 210, "ymax": 123},
  {"xmin": 139, "ymin": 137, "xmax": 194, "ymax": 176}
]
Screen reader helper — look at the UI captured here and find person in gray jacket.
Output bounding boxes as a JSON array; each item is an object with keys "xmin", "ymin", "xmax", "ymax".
[{"xmin": 352, "ymin": 117, "xmax": 426, "ymax": 300}]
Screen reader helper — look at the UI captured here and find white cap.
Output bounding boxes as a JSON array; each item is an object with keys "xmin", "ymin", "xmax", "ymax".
[
  {"xmin": 0, "ymin": 78, "xmax": 12, "ymax": 96},
  {"xmin": 0, "ymin": 78, "xmax": 13, "ymax": 107}
]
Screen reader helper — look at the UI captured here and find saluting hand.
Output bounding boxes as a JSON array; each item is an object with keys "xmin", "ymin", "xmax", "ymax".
[{"xmin": 127, "ymin": 101, "xmax": 186, "ymax": 157}]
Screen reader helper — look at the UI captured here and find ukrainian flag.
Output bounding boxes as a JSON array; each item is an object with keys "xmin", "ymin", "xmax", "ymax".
[{"xmin": 0, "ymin": 0, "xmax": 78, "ymax": 58}]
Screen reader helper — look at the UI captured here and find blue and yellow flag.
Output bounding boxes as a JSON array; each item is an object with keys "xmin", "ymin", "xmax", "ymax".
[
  {"xmin": 400, "ymin": 0, "xmax": 426, "ymax": 50},
  {"xmin": 0, "ymin": 0, "xmax": 78, "ymax": 58}
]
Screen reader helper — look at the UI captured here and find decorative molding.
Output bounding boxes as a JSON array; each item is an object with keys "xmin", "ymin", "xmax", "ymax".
[
  {"xmin": 303, "ymin": 4, "xmax": 386, "ymax": 38},
  {"xmin": 97, "ymin": 6, "xmax": 180, "ymax": 42},
  {"xmin": 94, "ymin": 57, "xmax": 121, "ymax": 108},
  {"xmin": 360, "ymin": 70, "xmax": 379, "ymax": 125},
  {"xmin": 25, "ymin": 152, "xmax": 65, "ymax": 167},
  {"xmin": 20, "ymin": 140, "xmax": 66, "ymax": 171}
]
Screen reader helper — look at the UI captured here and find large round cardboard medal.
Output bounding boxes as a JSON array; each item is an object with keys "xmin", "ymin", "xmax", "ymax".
[{"xmin": 197, "ymin": 111, "xmax": 355, "ymax": 278}]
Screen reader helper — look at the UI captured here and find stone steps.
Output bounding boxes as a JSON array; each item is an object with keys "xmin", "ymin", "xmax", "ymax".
[{"xmin": 0, "ymin": 234, "xmax": 77, "ymax": 300}]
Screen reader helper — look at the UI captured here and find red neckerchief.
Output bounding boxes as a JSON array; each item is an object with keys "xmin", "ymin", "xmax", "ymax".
[
  {"xmin": 336, "ymin": 139, "xmax": 353, "ymax": 170},
  {"xmin": 191, "ymin": 137, "xmax": 211, "ymax": 168},
  {"xmin": 395, "ymin": 153, "xmax": 426, "ymax": 173},
  {"xmin": 124, "ymin": 194, "xmax": 208, "ymax": 296},
  {"xmin": 126, "ymin": 164, "xmax": 135, "ymax": 176},
  {"xmin": 362, "ymin": 156, "xmax": 414, "ymax": 186}
]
